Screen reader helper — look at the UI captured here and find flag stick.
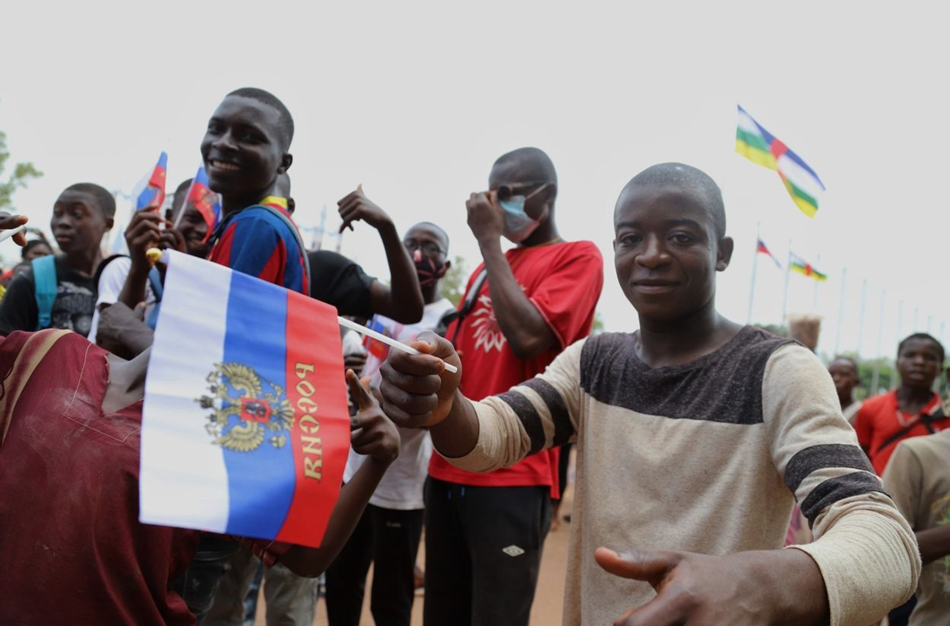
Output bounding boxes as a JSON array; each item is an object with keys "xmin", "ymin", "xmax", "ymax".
[
  {"xmin": 337, "ymin": 316, "xmax": 458, "ymax": 374},
  {"xmin": 891, "ymin": 300, "xmax": 904, "ymax": 389},
  {"xmin": 0, "ymin": 224, "xmax": 26, "ymax": 244},
  {"xmin": 747, "ymin": 223, "xmax": 760, "ymax": 325},
  {"xmin": 833, "ymin": 267, "xmax": 847, "ymax": 355},
  {"xmin": 871, "ymin": 290, "xmax": 886, "ymax": 394},
  {"xmin": 812, "ymin": 254, "xmax": 821, "ymax": 310}
]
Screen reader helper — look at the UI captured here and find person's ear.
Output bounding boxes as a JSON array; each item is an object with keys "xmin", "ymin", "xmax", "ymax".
[
  {"xmin": 105, "ymin": 216, "xmax": 115, "ymax": 231},
  {"xmin": 279, "ymin": 153, "xmax": 293, "ymax": 174},
  {"xmin": 443, "ymin": 259, "xmax": 451, "ymax": 271},
  {"xmin": 715, "ymin": 236, "xmax": 734, "ymax": 271}
]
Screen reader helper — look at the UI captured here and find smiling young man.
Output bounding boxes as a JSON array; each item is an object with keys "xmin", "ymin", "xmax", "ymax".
[
  {"xmin": 379, "ymin": 162, "xmax": 920, "ymax": 626},
  {"xmin": 854, "ymin": 333, "xmax": 949, "ymax": 475},
  {"xmin": 202, "ymin": 88, "xmax": 308, "ymax": 294},
  {"xmin": 0, "ymin": 183, "xmax": 114, "ymax": 337}
]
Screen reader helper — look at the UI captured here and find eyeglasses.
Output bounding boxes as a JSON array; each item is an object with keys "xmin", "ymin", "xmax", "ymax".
[
  {"xmin": 495, "ymin": 181, "xmax": 554, "ymax": 201},
  {"xmin": 404, "ymin": 240, "xmax": 444, "ymax": 256}
]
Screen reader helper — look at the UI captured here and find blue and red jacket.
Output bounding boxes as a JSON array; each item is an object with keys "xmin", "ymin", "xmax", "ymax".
[{"xmin": 207, "ymin": 196, "xmax": 309, "ymax": 295}]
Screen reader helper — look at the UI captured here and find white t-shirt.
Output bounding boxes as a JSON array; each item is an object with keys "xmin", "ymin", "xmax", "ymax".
[
  {"xmin": 344, "ymin": 297, "xmax": 455, "ymax": 510},
  {"xmin": 88, "ymin": 257, "xmax": 159, "ymax": 344}
]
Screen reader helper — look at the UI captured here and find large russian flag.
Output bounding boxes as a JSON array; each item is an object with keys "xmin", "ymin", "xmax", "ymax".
[{"xmin": 140, "ymin": 251, "xmax": 350, "ymax": 547}]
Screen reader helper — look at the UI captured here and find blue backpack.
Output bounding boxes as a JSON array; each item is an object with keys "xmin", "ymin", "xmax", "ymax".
[{"xmin": 31, "ymin": 255, "xmax": 58, "ymax": 330}]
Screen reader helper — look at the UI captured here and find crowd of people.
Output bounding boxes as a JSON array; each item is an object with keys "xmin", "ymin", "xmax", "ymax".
[{"xmin": 0, "ymin": 86, "xmax": 945, "ymax": 626}]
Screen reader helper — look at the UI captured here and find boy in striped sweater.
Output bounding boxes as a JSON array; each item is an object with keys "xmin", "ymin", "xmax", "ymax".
[{"xmin": 379, "ymin": 162, "xmax": 920, "ymax": 626}]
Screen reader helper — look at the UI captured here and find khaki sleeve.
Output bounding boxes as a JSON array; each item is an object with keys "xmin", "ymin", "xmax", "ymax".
[
  {"xmin": 445, "ymin": 338, "xmax": 585, "ymax": 473},
  {"xmin": 762, "ymin": 344, "xmax": 920, "ymax": 626},
  {"xmin": 881, "ymin": 441, "xmax": 923, "ymax": 529}
]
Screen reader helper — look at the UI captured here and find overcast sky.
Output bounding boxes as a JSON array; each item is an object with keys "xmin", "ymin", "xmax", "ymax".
[{"xmin": 1, "ymin": 1, "xmax": 947, "ymax": 361}]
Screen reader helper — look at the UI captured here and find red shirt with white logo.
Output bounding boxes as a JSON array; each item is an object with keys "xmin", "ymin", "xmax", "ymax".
[
  {"xmin": 854, "ymin": 390, "xmax": 948, "ymax": 475},
  {"xmin": 431, "ymin": 240, "xmax": 603, "ymax": 494}
]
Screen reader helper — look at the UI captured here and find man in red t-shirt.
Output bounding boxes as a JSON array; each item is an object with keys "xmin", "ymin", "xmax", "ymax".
[
  {"xmin": 855, "ymin": 332, "xmax": 949, "ymax": 475},
  {"xmin": 425, "ymin": 147, "xmax": 603, "ymax": 626}
]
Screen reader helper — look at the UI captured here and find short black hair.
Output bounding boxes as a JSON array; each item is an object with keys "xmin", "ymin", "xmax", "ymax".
[
  {"xmin": 493, "ymin": 147, "xmax": 558, "ymax": 186},
  {"xmin": 175, "ymin": 178, "xmax": 193, "ymax": 196},
  {"xmin": 408, "ymin": 221, "xmax": 450, "ymax": 252},
  {"xmin": 898, "ymin": 332, "xmax": 945, "ymax": 363},
  {"xmin": 227, "ymin": 87, "xmax": 294, "ymax": 150},
  {"xmin": 20, "ymin": 239, "xmax": 51, "ymax": 259},
  {"xmin": 63, "ymin": 183, "xmax": 116, "ymax": 218},
  {"xmin": 831, "ymin": 355, "xmax": 859, "ymax": 371},
  {"xmin": 619, "ymin": 163, "xmax": 726, "ymax": 238}
]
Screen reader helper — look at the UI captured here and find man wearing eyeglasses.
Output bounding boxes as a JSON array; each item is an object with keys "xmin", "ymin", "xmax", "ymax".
[
  {"xmin": 423, "ymin": 147, "xmax": 604, "ymax": 626},
  {"xmin": 324, "ymin": 222, "xmax": 455, "ymax": 626}
]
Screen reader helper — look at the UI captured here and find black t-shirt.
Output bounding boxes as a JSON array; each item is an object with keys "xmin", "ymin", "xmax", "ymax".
[
  {"xmin": 0, "ymin": 256, "xmax": 96, "ymax": 337},
  {"xmin": 308, "ymin": 250, "xmax": 375, "ymax": 318}
]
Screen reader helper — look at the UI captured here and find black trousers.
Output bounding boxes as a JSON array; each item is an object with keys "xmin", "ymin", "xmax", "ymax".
[
  {"xmin": 423, "ymin": 478, "xmax": 551, "ymax": 626},
  {"xmin": 325, "ymin": 504, "xmax": 424, "ymax": 626}
]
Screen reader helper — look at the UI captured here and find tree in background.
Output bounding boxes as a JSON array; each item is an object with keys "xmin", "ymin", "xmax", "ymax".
[
  {"xmin": 0, "ymin": 129, "xmax": 42, "ymax": 212},
  {"xmin": 441, "ymin": 255, "xmax": 468, "ymax": 307}
]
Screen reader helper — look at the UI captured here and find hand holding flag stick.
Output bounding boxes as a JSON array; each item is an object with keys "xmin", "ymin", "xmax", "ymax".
[
  {"xmin": 0, "ymin": 223, "xmax": 27, "ymax": 245},
  {"xmin": 337, "ymin": 316, "xmax": 459, "ymax": 374}
]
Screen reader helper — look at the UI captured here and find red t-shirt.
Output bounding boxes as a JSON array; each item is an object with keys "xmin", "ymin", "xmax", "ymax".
[
  {"xmin": 0, "ymin": 330, "xmax": 200, "ymax": 626},
  {"xmin": 854, "ymin": 389, "xmax": 948, "ymax": 475},
  {"xmin": 431, "ymin": 240, "xmax": 603, "ymax": 493}
]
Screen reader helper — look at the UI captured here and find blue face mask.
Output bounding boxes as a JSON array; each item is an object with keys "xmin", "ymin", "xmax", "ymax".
[{"xmin": 499, "ymin": 195, "xmax": 541, "ymax": 243}]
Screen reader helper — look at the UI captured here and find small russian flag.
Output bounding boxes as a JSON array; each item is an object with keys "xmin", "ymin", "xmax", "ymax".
[
  {"xmin": 134, "ymin": 152, "xmax": 168, "ymax": 212},
  {"xmin": 140, "ymin": 251, "xmax": 350, "ymax": 547},
  {"xmin": 181, "ymin": 165, "xmax": 222, "ymax": 240}
]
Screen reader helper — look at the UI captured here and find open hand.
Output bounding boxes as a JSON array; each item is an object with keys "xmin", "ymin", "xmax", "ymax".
[
  {"xmin": 347, "ymin": 369, "xmax": 400, "ymax": 464},
  {"xmin": 465, "ymin": 191, "xmax": 504, "ymax": 244},
  {"xmin": 0, "ymin": 212, "xmax": 29, "ymax": 246},
  {"xmin": 338, "ymin": 185, "xmax": 393, "ymax": 233},
  {"xmin": 379, "ymin": 331, "xmax": 462, "ymax": 429},
  {"xmin": 593, "ymin": 547, "xmax": 827, "ymax": 626}
]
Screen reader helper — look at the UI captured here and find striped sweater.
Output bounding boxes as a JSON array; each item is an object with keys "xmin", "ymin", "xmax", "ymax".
[{"xmin": 449, "ymin": 326, "xmax": 920, "ymax": 626}]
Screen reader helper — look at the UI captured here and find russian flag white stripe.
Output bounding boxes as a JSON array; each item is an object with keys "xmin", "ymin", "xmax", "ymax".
[{"xmin": 140, "ymin": 252, "xmax": 232, "ymax": 533}]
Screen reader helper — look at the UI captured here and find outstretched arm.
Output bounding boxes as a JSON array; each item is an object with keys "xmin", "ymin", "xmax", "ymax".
[
  {"xmin": 279, "ymin": 370, "xmax": 400, "ymax": 577},
  {"xmin": 338, "ymin": 186, "xmax": 423, "ymax": 323}
]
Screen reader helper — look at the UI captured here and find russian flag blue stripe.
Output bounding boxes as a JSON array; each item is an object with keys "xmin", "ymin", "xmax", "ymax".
[{"xmin": 221, "ymin": 270, "xmax": 296, "ymax": 539}]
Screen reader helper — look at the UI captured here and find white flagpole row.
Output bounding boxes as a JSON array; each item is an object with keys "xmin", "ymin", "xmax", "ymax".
[{"xmin": 338, "ymin": 316, "xmax": 458, "ymax": 374}]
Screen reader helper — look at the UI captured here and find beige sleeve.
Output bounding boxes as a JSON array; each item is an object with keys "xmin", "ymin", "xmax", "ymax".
[
  {"xmin": 762, "ymin": 344, "xmax": 921, "ymax": 626},
  {"xmin": 445, "ymin": 338, "xmax": 585, "ymax": 473},
  {"xmin": 881, "ymin": 441, "xmax": 923, "ymax": 529}
]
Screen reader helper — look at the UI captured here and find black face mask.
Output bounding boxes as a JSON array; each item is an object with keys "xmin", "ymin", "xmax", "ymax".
[{"xmin": 414, "ymin": 251, "xmax": 447, "ymax": 287}]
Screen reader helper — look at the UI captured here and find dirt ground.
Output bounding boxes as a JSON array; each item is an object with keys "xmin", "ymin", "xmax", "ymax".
[{"xmin": 254, "ymin": 469, "xmax": 575, "ymax": 626}]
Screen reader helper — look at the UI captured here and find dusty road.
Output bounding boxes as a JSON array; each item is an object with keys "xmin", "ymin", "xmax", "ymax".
[{"xmin": 254, "ymin": 480, "xmax": 574, "ymax": 626}]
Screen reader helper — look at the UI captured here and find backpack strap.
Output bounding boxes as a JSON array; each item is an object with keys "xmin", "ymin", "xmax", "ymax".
[
  {"xmin": 875, "ymin": 406, "xmax": 946, "ymax": 455},
  {"xmin": 448, "ymin": 268, "xmax": 488, "ymax": 345},
  {"xmin": 31, "ymin": 255, "xmax": 58, "ymax": 330}
]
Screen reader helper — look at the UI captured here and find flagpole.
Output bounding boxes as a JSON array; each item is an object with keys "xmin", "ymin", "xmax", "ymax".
[
  {"xmin": 781, "ymin": 241, "xmax": 792, "ymax": 326},
  {"xmin": 856, "ymin": 278, "xmax": 868, "ymax": 357},
  {"xmin": 890, "ymin": 300, "xmax": 904, "ymax": 389},
  {"xmin": 747, "ymin": 223, "xmax": 760, "ymax": 325},
  {"xmin": 871, "ymin": 290, "xmax": 886, "ymax": 394},
  {"xmin": 833, "ymin": 267, "xmax": 847, "ymax": 355},
  {"xmin": 812, "ymin": 254, "xmax": 821, "ymax": 310}
]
